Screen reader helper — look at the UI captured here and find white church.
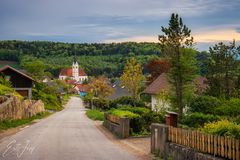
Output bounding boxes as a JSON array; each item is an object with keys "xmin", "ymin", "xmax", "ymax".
[{"xmin": 59, "ymin": 58, "xmax": 88, "ymax": 84}]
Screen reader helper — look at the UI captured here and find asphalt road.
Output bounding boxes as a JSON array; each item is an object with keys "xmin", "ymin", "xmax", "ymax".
[{"xmin": 0, "ymin": 97, "xmax": 137, "ymax": 160}]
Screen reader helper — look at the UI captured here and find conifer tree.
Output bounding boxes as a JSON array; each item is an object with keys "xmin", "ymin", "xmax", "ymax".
[{"xmin": 159, "ymin": 13, "xmax": 198, "ymax": 117}]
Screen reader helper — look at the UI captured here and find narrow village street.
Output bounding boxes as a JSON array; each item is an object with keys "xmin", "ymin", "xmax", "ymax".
[{"xmin": 0, "ymin": 97, "xmax": 138, "ymax": 160}]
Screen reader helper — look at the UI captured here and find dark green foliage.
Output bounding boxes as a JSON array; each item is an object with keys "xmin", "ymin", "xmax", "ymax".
[
  {"xmin": 196, "ymin": 51, "xmax": 209, "ymax": 76},
  {"xmin": 0, "ymin": 41, "xmax": 161, "ymax": 57},
  {"xmin": 32, "ymin": 83, "xmax": 62, "ymax": 111},
  {"xmin": 0, "ymin": 40, "xmax": 161, "ymax": 77},
  {"xmin": 181, "ymin": 112, "xmax": 220, "ymax": 128},
  {"xmin": 207, "ymin": 41, "xmax": 240, "ymax": 99},
  {"xmin": 86, "ymin": 109, "xmax": 104, "ymax": 121},
  {"xmin": 215, "ymin": 98, "xmax": 240, "ymax": 117},
  {"xmin": 109, "ymin": 96, "xmax": 145, "ymax": 108},
  {"xmin": 0, "ymin": 112, "xmax": 50, "ymax": 130},
  {"xmin": 108, "ymin": 107, "xmax": 164, "ymax": 134},
  {"xmin": 91, "ymin": 98, "xmax": 109, "ymax": 110},
  {"xmin": 0, "ymin": 49, "xmax": 19, "ymax": 61},
  {"xmin": 189, "ymin": 96, "xmax": 221, "ymax": 114}
]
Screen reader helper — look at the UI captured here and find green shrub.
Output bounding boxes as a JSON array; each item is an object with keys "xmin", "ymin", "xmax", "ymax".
[
  {"xmin": 92, "ymin": 98, "xmax": 109, "ymax": 110},
  {"xmin": 189, "ymin": 96, "xmax": 220, "ymax": 114},
  {"xmin": 0, "ymin": 112, "xmax": 50, "ymax": 130},
  {"xmin": 109, "ymin": 96, "xmax": 145, "ymax": 108},
  {"xmin": 0, "ymin": 84, "xmax": 13, "ymax": 95},
  {"xmin": 118, "ymin": 106, "xmax": 150, "ymax": 115},
  {"xmin": 215, "ymin": 98, "xmax": 240, "ymax": 117},
  {"xmin": 181, "ymin": 112, "xmax": 220, "ymax": 128},
  {"xmin": 201, "ymin": 120, "xmax": 240, "ymax": 139},
  {"xmin": 109, "ymin": 107, "xmax": 164, "ymax": 134},
  {"xmin": 32, "ymin": 82, "xmax": 63, "ymax": 111},
  {"xmin": 86, "ymin": 109, "xmax": 104, "ymax": 121},
  {"xmin": 108, "ymin": 109, "xmax": 140, "ymax": 119}
]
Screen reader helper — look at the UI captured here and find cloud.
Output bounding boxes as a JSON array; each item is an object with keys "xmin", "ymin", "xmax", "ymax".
[
  {"xmin": 193, "ymin": 29, "xmax": 240, "ymax": 43},
  {"xmin": 0, "ymin": 0, "xmax": 240, "ymax": 51},
  {"xmin": 103, "ymin": 35, "xmax": 159, "ymax": 43}
]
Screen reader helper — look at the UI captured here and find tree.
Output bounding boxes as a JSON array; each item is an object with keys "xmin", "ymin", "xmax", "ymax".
[
  {"xmin": 159, "ymin": 13, "xmax": 197, "ymax": 117},
  {"xmin": 89, "ymin": 75, "xmax": 114, "ymax": 98},
  {"xmin": 146, "ymin": 58, "xmax": 171, "ymax": 83},
  {"xmin": 22, "ymin": 60, "xmax": 45, "ymax": 80},
  {"xmin": 120, "ymin": 57, "xmax": 143, "ymax": 101},
  {"xmin": 207, "ymin": 41, "xmax": 240, "ymax": 99}
]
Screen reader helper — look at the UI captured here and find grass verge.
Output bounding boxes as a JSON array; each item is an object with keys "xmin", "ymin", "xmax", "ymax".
[
  {"xmin": 0, "ymin": 112, "xmax": 51, "ymax": 130},
  {"xmin": 86, "ymin": 109, "xmax": 104, "ymax": 121}
]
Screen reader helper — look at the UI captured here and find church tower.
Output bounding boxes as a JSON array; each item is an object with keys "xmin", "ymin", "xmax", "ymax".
[{"xmin": 72, "ymin": 54, "xmax": 79, "ymax": 81}]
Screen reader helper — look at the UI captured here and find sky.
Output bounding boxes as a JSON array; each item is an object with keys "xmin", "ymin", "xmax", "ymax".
[{"xmin": 0, "ymin": 0, "xmax": 240, "ymax": 51}]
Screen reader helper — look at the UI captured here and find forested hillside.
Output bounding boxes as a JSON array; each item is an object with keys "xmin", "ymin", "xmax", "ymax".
[{"xmin": 0, "ymin": 40, "xmax": 161, "ymax": 77}]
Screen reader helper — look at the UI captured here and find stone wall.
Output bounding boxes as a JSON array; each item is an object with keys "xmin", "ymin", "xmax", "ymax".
[
  {"xmin": 167, "ymin": 143, "xmax": 225, "ymax": 160},
  {"xmin": 0, "ymin": 96, "xmax": 45, "ymax": 120}
]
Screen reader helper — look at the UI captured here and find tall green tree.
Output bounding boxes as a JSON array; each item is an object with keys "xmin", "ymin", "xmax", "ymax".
[
  {"xmin": 207, "ymin": 41, "xmax": 240, "ymax": 99},
  {"xmin": 159, "ymin": 13, "xmax": 197, "ymax": 117},
  {"xmin": 120, "ymin": 57, "xmax": 143, "ymax": 102},
  {"xmin": 22, "ymin": 60, "xmax": 45, "ymax": 80}
]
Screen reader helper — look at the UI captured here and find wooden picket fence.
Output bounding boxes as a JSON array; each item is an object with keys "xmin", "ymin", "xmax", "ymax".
[{"xmin": 168, "ymin": 126, "xmax": 240, "ymax": 160}]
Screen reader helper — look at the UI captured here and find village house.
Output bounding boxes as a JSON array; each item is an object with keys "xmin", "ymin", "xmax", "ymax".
[
  {"xmin": 59, "ymin": 58, "xmax": 88, "ymax": 84},
  {"xmin": 0, "ymin": 65, "xmax": 34, "ymax": 99},
  {"xmin": 72, "ymin": 84, "xmax": 90, "ymax": 97},
  {"xmin": 144, "ymin": 73, "xmax": 208, "ymax": 112}
]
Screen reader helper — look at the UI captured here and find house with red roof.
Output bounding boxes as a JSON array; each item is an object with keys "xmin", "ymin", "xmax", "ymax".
[
  {"xmin": 59, "ymin": 59, "xmax": 88, "ymax": 84},
  {"xmin": 73, "ymin": 84, "xmax": 90, "ymax": 97},
  {"xmin": 144, "ymin": 73, "xmax": 208, "ymax": 112}
]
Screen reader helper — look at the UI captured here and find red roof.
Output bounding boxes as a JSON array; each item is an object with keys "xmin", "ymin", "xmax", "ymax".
[
  {"xmin": 59, "ymin": 68, "xmax": 87, "ymax": 76},
  {"xmin": 74, "ymin": 84, "xmax": 90, "ymax": 92},
  {"xmin": 65, "ymin": 79, "xmax": 77, "ymax": 85},
  {"xmin": 144, "ymin": 73, "xmax": 208, "ymax": 95}
]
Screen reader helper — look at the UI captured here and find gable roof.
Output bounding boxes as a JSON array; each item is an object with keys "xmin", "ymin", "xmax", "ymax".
[
  {"xmin": 74, "ymin": 84, "xmax": 90, "ymax": 92},
  {"xmin": 144, "ymin": 73, "xmax": 169, "ymax": 94},
  {"xmin": 144, "ymin": 73, "xmax": 208, "ymax": 95},
  {"xmin": 0, "ymin": 65, "xmax": 34, "ymax": 81},
  {"xmin": 59, "ymin": 68, "xmax": 87, "ymax": 77}
]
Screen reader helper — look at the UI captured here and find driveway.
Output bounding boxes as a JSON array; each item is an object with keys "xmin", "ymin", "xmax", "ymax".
[{"xmin": 0, "ymin": 97, "xmax": 138, "ymax": 160}]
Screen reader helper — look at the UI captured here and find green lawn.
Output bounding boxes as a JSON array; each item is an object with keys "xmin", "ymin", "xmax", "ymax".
[
  {"xmin": 86, "ymin": 109, "xmax": 104, "ymax": 121},
  {"xmin": 0, "ymin": 112, "xmax": 51, "ymax": 130}
]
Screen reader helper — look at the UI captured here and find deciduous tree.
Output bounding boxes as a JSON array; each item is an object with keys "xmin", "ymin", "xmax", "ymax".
[
  {"xmin": 120, "ymin": 57, "xmax": 143, "ymax": 101},
  {"xmin": 89, "ymin": 75, "xmax": 114, "ymax": 98},
  {"xmin": 146, "ymin": 58, "xmax": 171, "ymax": 83}
]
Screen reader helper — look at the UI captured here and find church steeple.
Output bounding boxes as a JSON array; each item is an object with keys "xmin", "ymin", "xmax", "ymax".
[{"xmin": 72, "ymin": 53, "xmax": 79, "ymax": 81}]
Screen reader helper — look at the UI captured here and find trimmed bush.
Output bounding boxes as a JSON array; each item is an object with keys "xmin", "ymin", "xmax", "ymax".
[
  {"xmin": 92, "ymin": 98, "xmax": 109, "ymax": 110},
  {"xmin": 118, "ymin": 106, "xmax": 150, "ymax": 115},
  {"xmin": 108, "ymin": 107, "xmax": 164, "ymax": 134},
  {"xmin": 86, "ymin": 109, "xmax": 104, "ymax": 121},
  {"xmin": 201, "ymin": 120, "xmax": 240, "ymax": 139},
  {"xmin": 189, "ymin": 96, "xmax": 220, "ymax": 114},
  {"xmin": 181, "ymin": 112, "xmax": 220, "ymax": 128},
  {"xmin": 108, "ymin": 109, "xmax": 140, "ymax": 119}
]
